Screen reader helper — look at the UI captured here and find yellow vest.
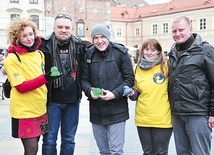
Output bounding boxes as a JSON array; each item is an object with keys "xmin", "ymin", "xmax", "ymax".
[
  {"xmin": 134, "ymin": 65, "xmax": 172, "ymax": 128},
  {"xmin": 4, "ymin": 51, "xmax": 47, "ymax": 118}
]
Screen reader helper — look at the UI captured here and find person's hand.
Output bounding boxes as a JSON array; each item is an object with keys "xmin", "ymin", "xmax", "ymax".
[
  {"xmin": 208, "ymin": 116, "xmax": 214, "ymax": 128},
  {"xmin": 44, "ymin": 67, "xmax": 62, "ymax": 81},
  {"xmin": 123, "ymin": 86, "xmax": 134, "ymax": 97},
  {"xmin": 127, "ymin": 89, "xmax": 135, "ymax": 97},
  {"xmin": 99, "ymin": 89, "xmax": 115, "ymax": 101},
  {"xmin": 90, "ymin": 87, "xmax": 99, "ymax": 99}
]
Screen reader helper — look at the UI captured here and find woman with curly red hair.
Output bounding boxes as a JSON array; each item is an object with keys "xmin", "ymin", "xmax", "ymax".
[{"xmin": 3, "ymin": 18, "xmax": 60, "ymax": 155}]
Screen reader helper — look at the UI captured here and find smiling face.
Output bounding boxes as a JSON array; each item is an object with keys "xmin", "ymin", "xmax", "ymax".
[
  {"xmin": 93, "ymin": 34, "xmax": 109, "ymax": 51},
  {"xmin": 143, "ymin": 44, "xmax": 159, "ymax": 61},
  {"xmin": 54, "ymin": 18, "xmax": 72, "ymax": 42},
  {"xmin": 171, "ymin": 17, "xmax": 193, "ymax": 44},
  {"xmin": 20, "ymin": 26, "xmax": 35, "ymax": 48}
]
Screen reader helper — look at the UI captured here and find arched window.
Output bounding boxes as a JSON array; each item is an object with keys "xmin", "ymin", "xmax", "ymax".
[
  {"xmin": 29, "ymin": 0, "xmax": 38, "ymax": 4},
  {"xmin": 11, "ymin": 14, "xmax": 20, "ymax": 20},
  {"xmin": 30, "ymin": 15, "xmax": 39, "ymax": 29},
  {"xmin": 10, "ymin": 0, "xmax": 19, "ymax": 3},
  {"xmin": 76, "ymin": 19, "xmax": 85, "ymax": 37}
]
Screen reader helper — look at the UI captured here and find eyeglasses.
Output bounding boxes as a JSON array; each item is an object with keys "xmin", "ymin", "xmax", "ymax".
[{"xmin": 55, "ymin": 14, "xmax": 72, "ymax": 21}]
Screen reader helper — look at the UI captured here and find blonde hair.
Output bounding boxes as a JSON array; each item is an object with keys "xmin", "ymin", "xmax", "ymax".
[
  {"xmin": 171, "ymin": 16, "xmax": 191, "ymax": 27},
  {"xmin": 6, "ymin": 18, "xmax": 38, "ymax": 45}
]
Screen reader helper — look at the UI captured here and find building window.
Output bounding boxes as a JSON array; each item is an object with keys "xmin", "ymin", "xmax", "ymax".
[
  {"xmin": 135, "ymin": 28, "xmax": 140, "ymax": 36},
  {"xmin": 76, "ymin": 21, "xmax": 85, "ymax": 37},
  {"xmin": 11, "ymin": 14, "xmax": 20, "ymax": 20},
  {"xmin": 190, "ymin": 20, "xmax": 193, "ymax": 26},
  {"xmin": 152, "ymin": 24, "xmax": 157, "ymax": 34},
  {"xmin": 10, "ymin": 0, "xmax": 19, "ymax": 2},
  {"xmin": 117, "ymin": 28, "xmax": 122, "ymax": 36},
  {"xmin": 30, "ymin": 15, "xmax": 39, "ymax": 29},
  {"xmin": 162, "ymin": 23, "xmax": 168, "ymax": 34},
  {"xmin": 199, "ymin": 18, "xmax": 206, "ymax": 30},
  {"xmin": 29, "ymin": 0, "xmax": 38, "ymax": 4}
]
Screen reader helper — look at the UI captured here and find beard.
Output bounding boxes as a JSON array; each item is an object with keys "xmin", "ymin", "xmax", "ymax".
[{"xmin": 56, "ymin": 37, "xmax": 70, "ymax": 46}]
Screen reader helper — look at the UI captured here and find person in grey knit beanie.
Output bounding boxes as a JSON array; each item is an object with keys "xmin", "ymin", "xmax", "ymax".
[
  {"xmin": 91, "ymin": 23, "xmax": 111, "ymax": 41},
  {"xmin": 83, "ymin": 22, "xmax": 134, "ymax": 155}
]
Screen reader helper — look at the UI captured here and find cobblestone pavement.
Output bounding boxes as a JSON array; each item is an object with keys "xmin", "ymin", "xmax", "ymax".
[
  {"xmin": 89, "ymin": 98, "xmax": 214, "ymax": 155},
  {"xmin": 0, "ymin": 74, "xmax": 214, "ymax": 155},
  {"xmin": 89, "ymin": 98, "xmax": 177, "ymax": 155}
]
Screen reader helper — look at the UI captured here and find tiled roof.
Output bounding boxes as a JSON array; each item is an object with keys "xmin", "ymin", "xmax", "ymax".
[{"xmin": 111, "ymin": 0, "xmax": 214, "ymax": 22}]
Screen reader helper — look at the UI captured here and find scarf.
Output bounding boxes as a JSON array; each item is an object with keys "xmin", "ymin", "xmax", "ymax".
[
  {"xmin": 8, "ymin": 37, "xmax": 41, "ymax": 54},
  {"xmin": 51, "ymin": 35, "xmax": 76, "ymax": 88},
  {"xmin": 139, "ymin": 56, "xmax": 161, "ymax": 70},
  {"xmin": 175, "ymin": 35, "xmax": 195, "ymax": 58}
]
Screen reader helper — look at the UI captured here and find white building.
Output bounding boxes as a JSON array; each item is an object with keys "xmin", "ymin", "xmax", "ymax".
[{"xmin": 0, "ymin": 0, "xmax": 45, "ymax": 53}]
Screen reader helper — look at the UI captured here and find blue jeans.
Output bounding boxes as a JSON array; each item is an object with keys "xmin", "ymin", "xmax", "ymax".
[
  {"xmin": 137, "ymin": 127, "xmax": 172, "ymax": 155},
  {"xmin": 42, "ymin": 102, "xmax": 80, "ymax": 155},
  {"xmin": 92, "ymin": 122, "xmax": 126, "ymax": 155},
  {"xmin": 172, "ymin": 115, "xmax": 212, "ymax": 155}
]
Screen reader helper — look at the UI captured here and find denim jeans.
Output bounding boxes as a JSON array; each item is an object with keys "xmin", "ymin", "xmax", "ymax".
[
  {"xmin": 172, "ymin": 115, "xmax": 212, "ymax": 155},
  {"xmin": 92, "ymin": 122, "xmax": 126, "ymax": 155},
  {"xmin": 42, "ymin": 102, "xmax": 80, "ymax": 155},
  {"xmin": 137, "ymin": 127, "xmax": 172, "ymax": 155}
]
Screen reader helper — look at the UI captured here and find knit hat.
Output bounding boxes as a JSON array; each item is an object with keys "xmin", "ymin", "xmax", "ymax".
[{"xmin": 91, "ymin": 24, "xmax": 111, "ymax": 41}]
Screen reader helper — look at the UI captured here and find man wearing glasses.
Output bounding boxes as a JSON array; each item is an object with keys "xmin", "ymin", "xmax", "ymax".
[{"xmin": 40, "ymin": 14, "xmax": 86, "ymax": 155}]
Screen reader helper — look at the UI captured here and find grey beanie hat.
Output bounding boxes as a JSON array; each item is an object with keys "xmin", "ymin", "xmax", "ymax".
[{"xmin": 91, "ymin": 24, "xmax": 110, "ymax": 41}]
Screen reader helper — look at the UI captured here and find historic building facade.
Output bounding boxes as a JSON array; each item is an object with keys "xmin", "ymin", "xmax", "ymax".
[
  {"xmin": 111, "ymin": 0, "xmax": 214, "ymax": 54},
  {"xmin": 0, "ymin": 0, "xmax": 213, "ymax": 56},
  {"xmin": 44, "ymin": 0, "xmax": 111, "ymax": 42},
  {"xmin": 0, "ymin": 0, "xmax": 44, "ymax": 53},
  {"xmin": 0, "ymin": 0, "xmax": 111, "ymax": 52}
]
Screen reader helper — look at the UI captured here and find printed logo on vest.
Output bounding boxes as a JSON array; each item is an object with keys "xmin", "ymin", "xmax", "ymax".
[{"xmin": 153, "ymin": 73, "xmax": 165, "ymax": 84}]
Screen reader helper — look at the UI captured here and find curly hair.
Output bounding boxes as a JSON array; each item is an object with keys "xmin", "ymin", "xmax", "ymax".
[{"xmin": 6, "ymin": 18, "xmax": 38, "ymax": 45}]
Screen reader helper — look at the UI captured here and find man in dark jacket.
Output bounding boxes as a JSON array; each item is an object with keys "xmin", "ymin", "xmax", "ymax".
[
  {"xmin": 39, "ymin": 14, "xmax": 86, "ymax": 155},
  {"xmin": 168, "ymin": 16, "xmax": 214, "ymax": 155},
  {"xmin": 81, "ymin": 23, "xmax": 134, "ymax": 154}
]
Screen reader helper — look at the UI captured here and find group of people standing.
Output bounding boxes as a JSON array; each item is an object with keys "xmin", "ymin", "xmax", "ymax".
[
  {"xmin": 2, "ymin": 13, "xmax": 214, "ymax": 155},
  {"xmin": 128, "ymin": 16, "xmax": 214, "ymax": 155}
]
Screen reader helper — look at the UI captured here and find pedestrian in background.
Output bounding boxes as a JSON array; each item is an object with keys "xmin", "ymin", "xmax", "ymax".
[
  {"xmin": 168, "ymin": 16, "xmax": 214, "ymax": 155},
  {"xmin": 39, "ymin": 13, "xmax": 86, "ymax": 155},
  {"xmin": 128, "ymin": 38, "xmax": 172, "ymax": 155},
  {"xmin": 81, "ymin": 23, "xmax": 134, "ymax": 155},
  {"xmin": 4, "ymin": 18, "xmax": 60, "ymax": 155}
]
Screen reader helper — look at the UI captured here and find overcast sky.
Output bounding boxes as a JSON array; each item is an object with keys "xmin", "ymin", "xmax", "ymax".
[{"xmin": 145, "ymin": 0, "xmax": 170, "ymax": 5}]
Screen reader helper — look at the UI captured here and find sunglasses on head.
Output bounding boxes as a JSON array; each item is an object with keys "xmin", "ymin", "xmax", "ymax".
[{"xmin": 55, "ymin": 14, "xmax": 72, "ymax": 21}]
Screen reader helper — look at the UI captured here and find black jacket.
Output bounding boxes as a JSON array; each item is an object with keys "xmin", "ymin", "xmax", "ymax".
[
  {"xmin": 81, "ymin": 42, "xmax": 134, "ymax": 124},
  {"xmin": 168, "ymin": 33, "xmax": 214, "ymax": 116},
  {"xmin": 39, "ymin": 33, "xmax": 86, "ymax": 102}
]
